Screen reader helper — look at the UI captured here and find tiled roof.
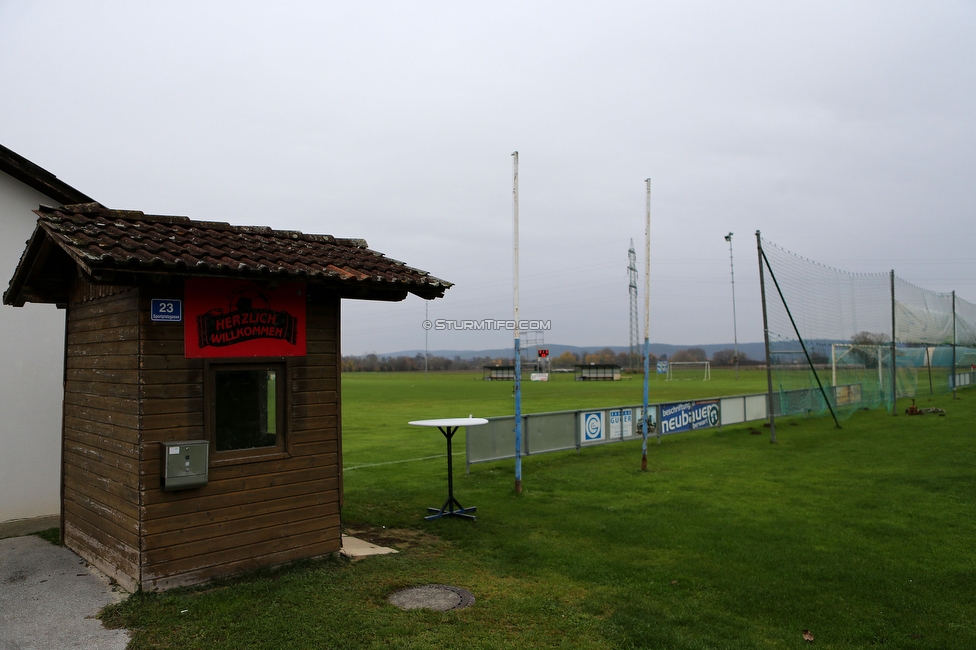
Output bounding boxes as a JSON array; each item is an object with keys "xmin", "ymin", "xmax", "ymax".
[{"xmin": 5, "ymin": 203, "xmax": 451, "ymax": 305}]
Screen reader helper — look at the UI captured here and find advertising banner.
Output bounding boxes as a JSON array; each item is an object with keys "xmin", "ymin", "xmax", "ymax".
[
  {"xmin": 659, "ymin": 400, "xmax": 720, "ymax": 434},
  {"xmin": 184, "ymin": 278, "xmax": 307, "ymax": 358},
  {"xmin": 633, "ymin": 406, "xmax": 657, "ymax": 436},
  {"xmin": 609, "ymin": 409, "xmax": 626, "ymax": 439},
  {"xmin": 580, "ymin": 411, "xmax": 605, "ymax": 443}
]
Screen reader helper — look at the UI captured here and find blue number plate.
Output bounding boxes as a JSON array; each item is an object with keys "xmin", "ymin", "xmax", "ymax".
[{"xmin": 151, "ymin": 299, "xmax": 182, "ymax": 322}]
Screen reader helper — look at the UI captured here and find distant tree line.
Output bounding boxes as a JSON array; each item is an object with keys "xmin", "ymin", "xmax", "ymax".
[
  {"xmin": 341, "ymin": 354, "xmax": 512, "ymax": 372},
  {"xmin": 342, "ymin": 347, "xmax": 758, "ymax": 372},
  {"xmin": 552, "ymin": 348, "xmax": 636, "ymax": 369},
  {"xmin": 702, "ymin": 348, "xmax": 759, "ymax": 366}
]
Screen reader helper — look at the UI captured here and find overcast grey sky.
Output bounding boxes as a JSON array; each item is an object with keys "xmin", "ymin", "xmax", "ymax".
[{"xmin": 2, "ymin": 1, "xmax": 974, "ymax": 355}]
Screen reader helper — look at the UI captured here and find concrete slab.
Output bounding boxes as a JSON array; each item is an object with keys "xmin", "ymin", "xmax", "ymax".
[
  {"xmin": 340, "ymin": 534, "xmax": 398, "ymax": 560},
  {"xmin": 0, "ymin": 532, "xmax": 398, "ymax": 649},
  {"xmin": 0, "ymin": 515, "xmax": 59, "ymax": 540},
  {"xmin": 0, "ymin": 535, "xmax": 129, "ymax": 650}
]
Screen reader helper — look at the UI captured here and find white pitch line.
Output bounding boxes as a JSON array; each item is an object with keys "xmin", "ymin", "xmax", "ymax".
[{"xmin": 345, "ymin": 451, "xmax": 465, "ymax": 471}]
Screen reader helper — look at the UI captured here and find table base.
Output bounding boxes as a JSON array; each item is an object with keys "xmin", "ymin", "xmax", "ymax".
[{"xmin": 426, "ymin": 497, "xmax": 477, "ymax": 521}]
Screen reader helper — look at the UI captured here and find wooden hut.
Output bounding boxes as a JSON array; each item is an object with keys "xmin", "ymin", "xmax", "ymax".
[{"xmin": 3, "ymin": 203, "xmax": 450, "ymax": 591}]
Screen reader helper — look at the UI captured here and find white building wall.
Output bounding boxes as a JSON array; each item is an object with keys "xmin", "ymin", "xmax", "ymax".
[{"xmin": 0, "ymin": 172, "xmax": 65, "ymax": 523}]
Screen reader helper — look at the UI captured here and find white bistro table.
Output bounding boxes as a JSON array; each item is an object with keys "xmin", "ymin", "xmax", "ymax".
[{"xmin": 408, "ymin": 417, "xmax": 488, "ymax": 521}]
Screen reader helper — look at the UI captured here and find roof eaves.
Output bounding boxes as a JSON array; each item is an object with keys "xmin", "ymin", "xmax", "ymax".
[
  {"xmin": 36, "ymin": 220, "xmax": 98, "ymax": 278},
  {"xmin": 0, "ymin": 145, "xmax": 95, "ymax": 205}
]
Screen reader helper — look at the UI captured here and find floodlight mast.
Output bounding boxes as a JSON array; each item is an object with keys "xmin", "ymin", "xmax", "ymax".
[
  {"xmin": 725, "ymin": 232, "xmax": 739, "ymax": 379},
  {"xmin": 512, "ymin": 151, "xmax": 522, "ymax": 495}
]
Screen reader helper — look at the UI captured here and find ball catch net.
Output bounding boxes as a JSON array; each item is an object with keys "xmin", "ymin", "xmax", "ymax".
[{"xmin": 758, "ymin": 236, "xmax": 976, "ymax": 422}]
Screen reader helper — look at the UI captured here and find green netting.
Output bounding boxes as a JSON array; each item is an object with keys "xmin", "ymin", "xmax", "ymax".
[{"xmin": 759, "ymin": 237, "xmax": 976, "ymax": 422}]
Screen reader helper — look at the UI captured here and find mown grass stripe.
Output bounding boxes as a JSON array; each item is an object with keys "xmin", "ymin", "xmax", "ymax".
[{"xmin": 344, "ymin": 451, "xmax": 464, "ymax": 471}]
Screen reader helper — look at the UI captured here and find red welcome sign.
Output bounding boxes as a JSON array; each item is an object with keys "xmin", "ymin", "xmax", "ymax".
[{"xmin": 184, "ymin": 278, "xmax": 307, "ymax": 358}]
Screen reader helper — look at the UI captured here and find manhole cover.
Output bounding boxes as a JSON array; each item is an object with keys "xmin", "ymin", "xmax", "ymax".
[{"xmin": 388, "ymin": 584, "xmax": 475, "ymax": 611}]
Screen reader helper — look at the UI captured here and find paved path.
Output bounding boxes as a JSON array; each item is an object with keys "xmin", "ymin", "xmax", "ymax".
[
  {"xmin": 0, "ymin": 532, "xmax": 395, "ymax": 649},
  {"xmin": 0, "ymin": 535, "xmax": 129, "ymax": 650}
]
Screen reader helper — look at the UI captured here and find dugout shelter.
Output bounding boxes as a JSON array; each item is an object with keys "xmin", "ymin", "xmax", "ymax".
[
  {"xmin": 575, "ymin": 364, "xmax": 621, "ymax": 381},
  {"xmin": 3, "ymin": 203, "xmax": 450, "ymax": 591},
  {"xmin": 483, "ymin": 365, "xmax": 516, "ymax": 380}
]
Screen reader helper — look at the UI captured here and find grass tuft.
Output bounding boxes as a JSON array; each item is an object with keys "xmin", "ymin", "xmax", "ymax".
[{"xmin": 32, "ymin": 526, "xmax": 61, "ymax": 546}]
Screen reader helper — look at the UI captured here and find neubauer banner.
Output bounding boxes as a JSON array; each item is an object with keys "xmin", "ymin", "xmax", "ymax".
[
  {"xmin": 659, "ymin": 399, "xmax": 720, "ymax": 434},
  {"xmin": 184, "ymin": 278, "xmax": 307, "ymax": 358}
]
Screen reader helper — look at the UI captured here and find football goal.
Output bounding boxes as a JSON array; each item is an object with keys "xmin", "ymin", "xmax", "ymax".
[{"xmin": 666, "ymin": 361, "xmax": 710, "ymax": 381}]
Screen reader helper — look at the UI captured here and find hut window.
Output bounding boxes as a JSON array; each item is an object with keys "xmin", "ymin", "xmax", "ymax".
[{"xmin": 207, "ymin": 362, "xmax": 286, "ymax": 455}]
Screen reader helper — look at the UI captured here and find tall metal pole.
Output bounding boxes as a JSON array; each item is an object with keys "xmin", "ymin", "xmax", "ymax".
[
  {"xmin": 953, "ymin": 290, "xmax": 957, "ymax": 399},
  {"xmin": 878, "ymin": 345, "xmax": 883, "ymax": 400},
  {"xmin": 890, "ymin": 270, "xmax": 897, "ymax": 416},
  {"xmin": 832, "ymin": 344, "xmax": 837, "ymax": 387},
  {"xmin": 512, "ymin": 151, "xmax": 522, "ymax": 494},
  {"xmin": 642, "ymin": 178, "xmax": 652, "ymax": 471},
  {"xmin": 425, "ymin": 300, "xmax": 429, "ymax": 381},
  {"xmin": 926, "ymin": 346, "xmax": 933, "ymax": 395},
  {"xmin": 725, "ymin": 232, "xmax": 739, "ymax": 379},
  {"xmin": 756, "ymin": 231, "xmax": 776, "ymax": 443}
]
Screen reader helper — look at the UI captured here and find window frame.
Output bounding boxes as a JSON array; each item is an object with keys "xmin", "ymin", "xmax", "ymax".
[{"xmin": 204, "ymin": 358, "xmax": 292, "ymax": 465}]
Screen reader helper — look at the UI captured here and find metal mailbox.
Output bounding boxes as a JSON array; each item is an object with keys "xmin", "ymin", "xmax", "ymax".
[{"xmin": 160, "ymin": 440, "xmax": 209, "ymax": 491}]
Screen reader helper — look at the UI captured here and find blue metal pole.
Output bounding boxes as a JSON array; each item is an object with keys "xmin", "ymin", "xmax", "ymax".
[
  {"xmin": 641, "ymin": 178, "xmax": 652, "ymax": 471},
  {"xmin": 642, "ymin": 337, "xmax": 649, "ymax": 471},
  {"xmin": 512, "ymin": 151, "xmax": 522, "ymax": 494},
  {"xmin": 515, "ymin": 337, "xmax": 522, "ymax": 493}
]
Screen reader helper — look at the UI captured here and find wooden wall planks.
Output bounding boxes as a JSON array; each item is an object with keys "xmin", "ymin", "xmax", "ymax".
[
  {"xmin": 137, "ymin": 283, "xmax": 342, "ymax": 590},
  {"xmin": 62, "ymin": 285, "xmax": 142, "ymax": 592},
  {"xmin": 62, "ymin": 278, "xmax": 345, "ymax": 591}
]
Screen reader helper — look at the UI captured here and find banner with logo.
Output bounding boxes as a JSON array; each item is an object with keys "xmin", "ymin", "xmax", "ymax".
[
  {"xmin": 608, "ymin": 409, "xmax": 629, "ymax": 439},
  {"xmin": 659, "ymin": 399, "xmax": 720, "ymax": 434},
  {"xmin": 580, "ymin": 411, "xmax": 605, "ymax": 443},
  {"xmin": 184, "ymin": 278, "xmax": 307, "ymax": 358}
]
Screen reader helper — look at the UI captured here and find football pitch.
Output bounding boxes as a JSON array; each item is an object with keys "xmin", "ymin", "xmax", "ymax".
[{"xmin": 105, "ymin": 370, "xmax": 976, "ymax": 649}]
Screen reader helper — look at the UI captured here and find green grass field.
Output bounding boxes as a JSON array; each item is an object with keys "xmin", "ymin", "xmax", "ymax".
[{"xmin": 102, "ymin": 370, "xmax": 976, "ymax": 649}]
